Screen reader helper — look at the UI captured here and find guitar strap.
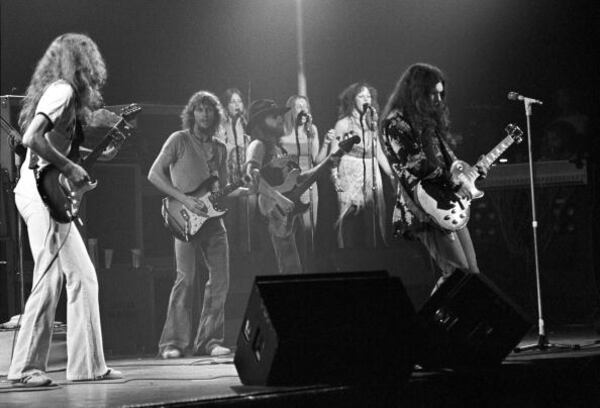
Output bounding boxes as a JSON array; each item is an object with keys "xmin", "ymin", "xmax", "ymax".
[
  {"xmin": 68, "ymin": 119, "xmax": 85, "ymax": 161},
  {"xmin": 435, "ymin": 131, "xmax": 454, "ymax": 171}
]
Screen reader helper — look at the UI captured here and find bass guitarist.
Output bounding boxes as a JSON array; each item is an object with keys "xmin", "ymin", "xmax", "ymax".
[
  {"xmin": 149, "ymin": 90, "xmax": 241, "ymax": 359},
  {"xmin": 245, "ymin": 99, "xmax": 341, "ymax": 275},
  {"xmin": 380, "ymin": 63, "xmax": 490, "ymax": 293}
]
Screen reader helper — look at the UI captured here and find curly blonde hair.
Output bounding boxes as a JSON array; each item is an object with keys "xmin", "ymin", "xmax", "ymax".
[{"xmin": 19, "ymin": 33, "xmax": 107, "ymax": 131}]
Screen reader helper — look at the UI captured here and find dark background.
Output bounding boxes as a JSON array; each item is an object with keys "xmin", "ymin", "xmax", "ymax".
[{"xmin": 2, "ymin": 0, "xmax": 598, "ymax": 150}]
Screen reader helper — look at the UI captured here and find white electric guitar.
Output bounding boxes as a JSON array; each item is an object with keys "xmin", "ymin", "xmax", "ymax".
[
  {"xmin": 162, "ymin": 176, "xmax": 246, "ymax": 242},
  {"xmin": 414, "ymin": 123, "xmax": 523, "ymax": 231}
]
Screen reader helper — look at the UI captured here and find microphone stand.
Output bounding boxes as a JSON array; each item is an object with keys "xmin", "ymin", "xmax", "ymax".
[
  {"xmin": 359, "ymin": 106, "xmax": 377, "ymax": 248},
  {"xmin": 232, "ymin": 114, "xmax": 242, "ymax": 181},
  {"xmin": 369, "ymin": 108, "xmax": 377, "ymax": 248},
  {"xmin": 232, "ymin": 114, "xmax": 251, "ymax": 253},
  {"xmin": 513, "ymin": 98, "xmax": 579, "ymax": 353},
  {"xmin": 294, "ymin": 114, "xmax": 314, "ymax": 273},
  {"xmin": 305, "ymin": 120, "xmax": 316, "ymax": 263}
]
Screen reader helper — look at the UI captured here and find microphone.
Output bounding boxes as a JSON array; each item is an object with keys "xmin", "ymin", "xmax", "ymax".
[
  {"xmin": 304, "ymin": 113, "xmax": 313, "ymax": 135},
  {"xmin": 296, "ymin": 111, "xmax": 307, "ymax": 127},
  {"xmin": 359, "ymin": 103, "xmax": 376, "ymax": 130},
  {"xmin": 507, "ymin": 91, "xmax": 543, "ymax": 105},
  {"xmin": 232, "ymin": 111, "xmax": 243, "ymax": 127}
]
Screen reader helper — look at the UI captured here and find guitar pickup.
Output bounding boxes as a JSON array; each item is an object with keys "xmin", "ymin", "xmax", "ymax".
[{"xmin": 180, "ymin": 209, "xmax": 191, "ymax": 241}]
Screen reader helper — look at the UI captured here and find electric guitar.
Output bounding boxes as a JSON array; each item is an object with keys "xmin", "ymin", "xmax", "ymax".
[
  {"xmin": 161, "ymin": 176, "xmax": 246, "ymax": 242},
  {"xmin": 36, "ymin": 104, "xmax": 141, "ymax": 223},
  {"xmin": 414, "ymin": 123, "xmax": 523, "ymax": 231},
  {"xmin": 258, "ymin": 135, "xmax": 361, "ymax": 236}
]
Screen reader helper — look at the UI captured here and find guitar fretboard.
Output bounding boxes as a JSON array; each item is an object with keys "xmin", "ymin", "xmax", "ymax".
[
  {"xmin": 213, "ymin": 180, "xmax": 244, "ymax": 199},
  {"xmin": 469, "ymin": 131, "xmax": 519, "ymax": 179}
]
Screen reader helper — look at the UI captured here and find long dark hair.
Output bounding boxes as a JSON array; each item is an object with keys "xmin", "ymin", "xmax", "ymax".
[
  {"xmin": 380, "ymin": 63, "xmax": 450, "ymax": 134},
  {"xmin": 221, "ymin": 88, "xmax": 245, "ymax": 119},
  {"xmin": 181, "ymin": 90, "xmax": 224, "ymax": 135},
  {"xmin": 19, "ymin": 33, "xmax": 107, "ymax": 131},
  {"xmin": 337, "ymin": 82, "xmax": 379, "ymax": 119}
]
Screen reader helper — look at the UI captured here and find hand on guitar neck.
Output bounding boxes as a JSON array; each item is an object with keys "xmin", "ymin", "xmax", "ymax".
[{"xmin": 453, "ymin": 154, "xmax": 492, "ymax": 200}]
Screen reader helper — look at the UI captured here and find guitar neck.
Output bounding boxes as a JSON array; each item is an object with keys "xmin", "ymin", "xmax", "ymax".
[
  {"xmin": 290, "ymin": 147, "xmax": 343, "ymax": 198},
  {"xmin": 213, "ymin": 179, "xmax": 245, "ymax": 199},
  {"xmin": 81, "ymin": 118, "xmax": 127, "ymax": 169},
  {"xmin": 477, "ymin": 134, "xmax": 516, "ymax": 169}
]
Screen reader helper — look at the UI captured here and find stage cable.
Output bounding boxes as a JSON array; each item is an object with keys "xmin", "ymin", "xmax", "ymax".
[{"xmin": 9, "ymin": 221, "xmax": 72, "ymax": 368}]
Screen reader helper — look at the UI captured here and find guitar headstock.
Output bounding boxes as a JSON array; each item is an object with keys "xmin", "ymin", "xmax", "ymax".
[
  {"xmin": 120, "ymin": 103, "xmax": 142, "ymax": 121},
  {"xmin": 505, "ymin": 123, "xmax": 523, "ymax": 144},
  {"xmin": 111, "ymin": 104, "xmax": 142, "ymax": 142},
  {"xmin": 338, "ymin": 135, "xmax": 361, "ymax": 153}
]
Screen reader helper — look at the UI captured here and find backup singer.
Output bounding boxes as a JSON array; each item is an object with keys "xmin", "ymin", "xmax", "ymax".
[
  {"xmin": 380, "ymin": 63, "xmax": 489, "ymax": 292},
  {"xmin": 280, "ymin": 95, "xmax": 334, "ymax": 272},
  {"xmin": 219, "ymin": 88, "xmax": 255, "ymax": 253},
  {"xmin": 330, "ymin": 82, "xmax": 394, "ymax": 248},
  {"xmin": 8, "ymin": 33, "xmax": 122, "ymax": 386},
  {"xmin": 219, "ymin": 88, "xmax": 249, "ymax": 183},
  {"xmin": 149, "ymin": 91, "xmax": 233, "ymax": 358}
]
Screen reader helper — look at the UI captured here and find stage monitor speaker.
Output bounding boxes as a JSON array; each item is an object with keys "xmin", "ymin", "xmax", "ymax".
[
  {"xmin": 417, "ymin": 270, "xmax": 532, "ymax": 370},
  {"xmin": 234, "ymin": 271, "xmax": 417, "ymax": 386}
]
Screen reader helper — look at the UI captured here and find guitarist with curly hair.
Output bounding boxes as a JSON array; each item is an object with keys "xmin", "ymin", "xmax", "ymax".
[
  {"xmin": 149, "ymin": 90, "xmax": 238, "ymax": 359},
  {"xmin": 8, "ymin": 33, "xmax": 122, "ymax": 387}
]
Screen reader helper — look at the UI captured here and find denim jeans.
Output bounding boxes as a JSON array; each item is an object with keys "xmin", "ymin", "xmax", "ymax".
[
  {"xmin": 158, "ymin": 218, "xmax": 230, "ymax": 355},
  {"xmin": 269, "ymin": 215, "xmax": 303, "ymax": 275}
]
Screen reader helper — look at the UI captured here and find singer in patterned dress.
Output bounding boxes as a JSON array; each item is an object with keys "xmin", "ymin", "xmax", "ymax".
[{"xmin": 329, "ymin": 82, "xmax": 394, "ymax": 248}]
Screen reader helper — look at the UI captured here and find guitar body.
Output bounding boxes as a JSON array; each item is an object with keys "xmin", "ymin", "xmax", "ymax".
[
  {"xmin": 257, "ymin": 136, "xmax": 361, "ymax": 236},
  {"xmin": 257, "ymin": 168, "xmax": 312, "ymax": 237},
  {"xmin": 257, "ymin": 168, "xmax": 310, "ymax": 215},
  {"xmin": 36, "ymin": 104, "xmax": 141, "ymax": 223},
  {"xmin": 414, "ymin": 124, "xmax": 523, "ymax": 232},
  {"xmin": 162, "ymin": 176, "xmax": 244, "ymax": 242},
  {"xmin": 36, "ymin": 165, "xmax": 98, "ymax": 223},
  {"xmin": 415, "ymin": 160, "xmax": 482, "ymax": 232}
]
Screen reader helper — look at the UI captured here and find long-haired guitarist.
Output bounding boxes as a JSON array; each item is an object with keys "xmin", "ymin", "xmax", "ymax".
[
  {"xmin": 380, "ymin": 63, "xmax": 490, "ymax": 293},
  {"xmin": 8, "ymin": 33, "xmax": 122, "ymax": 386},
  {"xmin": 148, "ymin": 90, "xmax": 234, "ymax": 359}
]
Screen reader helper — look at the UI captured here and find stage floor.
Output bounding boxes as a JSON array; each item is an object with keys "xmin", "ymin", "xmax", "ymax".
[{"xmin": 1, "ymin": 324, "xmax": 599, "ymax": 408}]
